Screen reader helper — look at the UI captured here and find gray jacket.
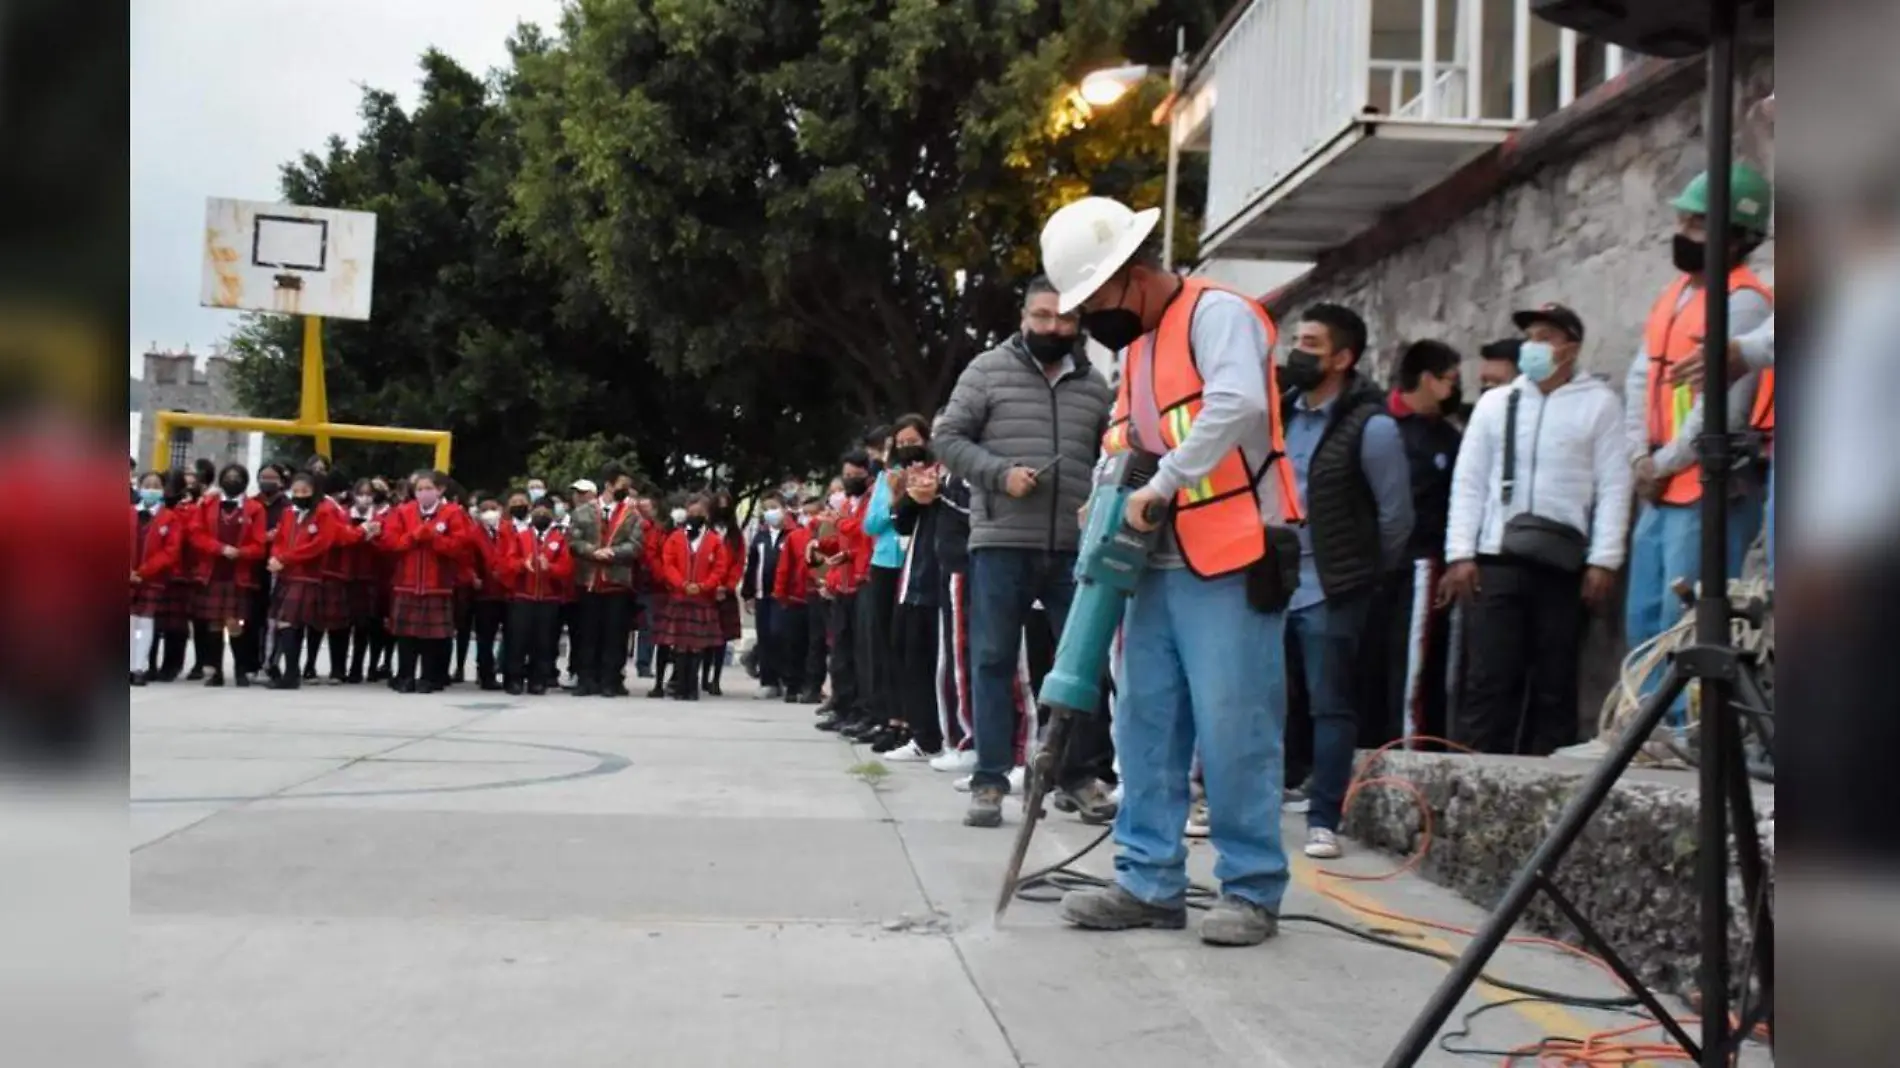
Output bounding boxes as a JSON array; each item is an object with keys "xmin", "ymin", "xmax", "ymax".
[
  {"xmin": 567, "ymin": 499, "xmax": 645, "ymax": 591},
  {"xmin": 935, "ymin": 334, "xmax": 1113, "ymax": 554}
]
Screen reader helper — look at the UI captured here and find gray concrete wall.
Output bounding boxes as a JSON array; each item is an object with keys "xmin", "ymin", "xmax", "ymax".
[{"xmin": 137, "ymin": 351, "xmax": 246, "ymax": 472}]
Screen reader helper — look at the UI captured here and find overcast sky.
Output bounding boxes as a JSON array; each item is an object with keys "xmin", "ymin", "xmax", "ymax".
[{"xmin": 129, "ymin": 0, "xmax": 565, "ymax": 378}]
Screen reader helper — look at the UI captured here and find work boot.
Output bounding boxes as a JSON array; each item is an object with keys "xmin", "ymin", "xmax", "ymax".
[
  {"xmin": 963, "ymin": 785, "xmax": 1005, "ymax": 829},
  {"xmin": 1199, "ymin": 896, "xmax": 1279, "ymax": 947},
  {"xmin": 1058, "ymin": 884, "xmax": 1187, "ymax": 931},
  {"xmin": 1055, "ymin": 779, "xmax": 1118, "ymax": 826}
]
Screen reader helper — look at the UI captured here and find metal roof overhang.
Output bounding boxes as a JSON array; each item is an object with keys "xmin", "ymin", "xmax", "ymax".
[{"xmin": 1200, "ymin": 117, "xmax": 1523, "ymax": 262}]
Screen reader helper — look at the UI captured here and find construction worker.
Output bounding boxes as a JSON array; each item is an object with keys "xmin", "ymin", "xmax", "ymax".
[
  {"xmin": 1623, "ymin": 164, "xmax": 1774, "ymax": 696},
  {"xmin": 1038, "ymin": 196, "xmax": 1302, "ymax": 947}
]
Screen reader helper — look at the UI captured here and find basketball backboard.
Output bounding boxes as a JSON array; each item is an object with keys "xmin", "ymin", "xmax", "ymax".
[{"xmin": 200, "ymin": 198, "xmax": 377, "ymax": 320}]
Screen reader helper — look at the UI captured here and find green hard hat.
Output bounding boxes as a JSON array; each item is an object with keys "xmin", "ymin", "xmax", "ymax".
[{"xmin": 1672, "ymin": 163, "xmax": 1773, "ymax": 232}]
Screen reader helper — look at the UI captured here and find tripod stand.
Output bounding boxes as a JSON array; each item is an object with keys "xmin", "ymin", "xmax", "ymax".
[{"xmin": 1387, "ymin": 5, "xmax": 1774, "ymax": 1065}]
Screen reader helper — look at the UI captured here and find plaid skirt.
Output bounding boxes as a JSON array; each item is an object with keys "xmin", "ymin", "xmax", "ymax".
[
  {"xmin": 717, "ymin": 595, "xmax": 742, "ymax": 642},
  {"xmin": 390, "ymin": 590, "xmax": 456, "ymax": 639},
  {"xmin": 656, "ymin": 596, "xmax": 722, "ymax": 651},
  {"xmin": 130, "ymin": 577, "xmax": 192, "ymax": 629},
  {"xmin": 194, "ymin": 577, "xmax": 248, "ymax": 625},
  {"xmin": 346, "ymin": 579, "xmax": 381, "ymax": 623},
  {"xmin": 271, "ymin": 579, "xmax": 328, "ymax": 630},
  {"xmin": 309, "ymin": 579, "xmax": 352, "ymax": 633},
  {"xmin": 640, "ymin": 592, "xmax": 669, "ymax": 634}
]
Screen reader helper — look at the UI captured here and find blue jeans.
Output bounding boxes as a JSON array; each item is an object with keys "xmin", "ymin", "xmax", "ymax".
[
  {"xmin": 1112, "ymin": 568, "xmax": 1290, "ymax": 911},
  {"xmin": 1627, "ymin": 495, "xmax": 1763, "ymax": 718},
  {"xmin": 968, "ymin": 548, "xmax": 1075, "ymax": 792},
  {"xmin": 1286, "ymin": 593, "xmax": 1371, "ymax": 833}
]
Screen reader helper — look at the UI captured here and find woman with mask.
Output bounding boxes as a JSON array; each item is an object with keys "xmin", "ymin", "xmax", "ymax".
[
  {"xmin": 338, "ymin": 479, "xmax": 390, "ymax": 684},
  {"xmin": 131, "ymin": 471, "xmax": 190, "ymax": 686},
  {"xmin": 646, "ymin": 502, "xmax": 686, "ymax": 698},
  {"xmin": 186, "ymin": 463, "xmax": 267, "ymax": 687},
  {"xmin": 467, "ymin": 496, "xmax": 512, "ymax": 691},
  {"xmin": 264, "ymin": 472, "xmax": 341, "ymax": 690},
  {"xmin": 302, "ymin": 471, "xmax": 363, "ymax": 684},
  {"xmin": 501, "ymin": 493, "xmax": 574, "ymax": 694},
  {"xmin": 655, "ymin": 495, "xmax": 729, "ymax": 701},
  {"xmin": 372, "ymin": 470, "xmax": 473, "ymax": 693},
  {"xmin": 362, "ymin": 477, "xmax": 399, "ymax": 680},
  {"xmin": 704, "ymin": 490, "xmax": 746, "ymax": 696}
]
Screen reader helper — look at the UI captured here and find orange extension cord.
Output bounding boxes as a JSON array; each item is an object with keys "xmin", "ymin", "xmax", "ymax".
[{"xmin": 1319, "ymin": 736, "xmax": 1769, "ymax": 1066}]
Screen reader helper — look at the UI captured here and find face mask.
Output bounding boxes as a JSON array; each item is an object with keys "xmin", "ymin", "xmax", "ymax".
[
  {"xmin": 414, "ymin": 489, "xmax": 441, "ymax": 510},
  {"xmin": 763, "ymin": 508, "xmax": 783, "ymax": 528},
  {"xmin": 258, "ymin": 480, "xmax": 282, "ymax": 497},
  {"xmin": 891, "ymin": 444, "xmax": 929, "ymax": 468},
  {"xmin": 531, "ymin": 513, "xmax": 553, "ymax": 532},
  {"xmin": 1024, "ymin": 331, "xmax": 1072, "ymax": 365},
  {"xmin": 554, "ymin": 501, "xmax": 569, "ymax": 520},
  {"xmin": 221, "ymin": 479, "xmax": 247, "ymax": 497},
  {"xmin": 291, "ymin": 495, "xmax": 315, "ymax": 512},
  {"xmin": 1672, "ymin": 234, "xmax": 1705, "ymax": 274},
  {"xmin": 1080, "ymin": 308, "xmax": 1144, "ymax": 352},
  {"xmin": 371, "ymin": 488, "xmax": 389, "ymax": 505},
  {"xmin": 842, "ymin": 476, "xmax": 869, "ymax": 497},
  {"xmin": 614, "ymin": 487, "xmax": 631, "ymax": 502},
  {"xmin": 685, "ymin": 516, "xmax": 707, "ymax": 535},
  {"xmin": 138, "ymin": 488, "xmax": 162, "ymax": 508},
  {"xmin": 509, "ymin": 504, "xmax": 529, "ymax": 520},
  {"xmin": 350, "ymin": 494, "xmax": 370, "ymax": 511},
  {"xmin": 527, "ymin": 487, "xmax": 545, "ymax": 503},
  {"xmin": 828, "ymin": 491, "xmax": 846, "ymax": 511},
  {"xmin": 1280, "ymin": 349, "xmax": 1327, "ymax": 392},
  {"xmin": 669, "ymin": 507, "xmax": 688, "ymax": 525},
  {"xmin": 479, "ymin": 510, "xmax": 501, "ymax": 528},
  {"xmin": 1519, "ymin": 340, "xmax": 1559, "ymax": 384}
]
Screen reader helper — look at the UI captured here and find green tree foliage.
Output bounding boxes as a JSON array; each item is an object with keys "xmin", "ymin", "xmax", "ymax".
[{"xmin": 228, "ymin": 2, "xmax": 1223, "ymax": 487}]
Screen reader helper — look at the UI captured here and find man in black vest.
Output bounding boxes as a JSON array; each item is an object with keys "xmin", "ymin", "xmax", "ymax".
[
  {"xmin": 741, "ymin": 492, "xmax": 788, "ymax": 698},
  {"xmin": 1356, "ymin": 340, "xmax": 1466, "ymax": 751},
  {"xmin": 1279, "ymin": 304, "xmax": 1414, "ymax": 861}
]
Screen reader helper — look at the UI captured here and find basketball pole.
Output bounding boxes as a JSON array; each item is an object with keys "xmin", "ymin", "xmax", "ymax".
[{"xmin": 299, "ymin": 315, "xmax": 333, "ymax": 460}]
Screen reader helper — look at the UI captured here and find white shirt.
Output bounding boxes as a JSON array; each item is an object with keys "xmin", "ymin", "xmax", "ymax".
[{"xmin": 1445, "ymin": 373, "xmax": 1634, "ymax": 570}]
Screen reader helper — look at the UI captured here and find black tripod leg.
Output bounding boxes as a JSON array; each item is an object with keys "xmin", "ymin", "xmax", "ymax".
[
  {"xmin": 1384, "ymin": 668, "xmax": 1691, "ymax": 1067},
  {"xmin": 1722, "ymin": 675, "xmax": 1775, "ymax": 1028}
]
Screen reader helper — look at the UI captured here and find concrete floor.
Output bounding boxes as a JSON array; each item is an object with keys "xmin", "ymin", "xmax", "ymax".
[{"xmin": 132, "ymin": 667, "xmax": 1756, "ymax": 1067}]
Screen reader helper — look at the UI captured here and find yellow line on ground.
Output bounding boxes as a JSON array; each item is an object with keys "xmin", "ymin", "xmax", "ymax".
[{"xmin": 1285, "ymin": 854, "xmax": 1653, "ymax": 1065}]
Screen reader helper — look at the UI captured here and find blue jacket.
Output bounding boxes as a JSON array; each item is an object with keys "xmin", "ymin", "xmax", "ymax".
[{"xmin": 863, "ymin": 473, "xmax": 905, "ymax": 570}]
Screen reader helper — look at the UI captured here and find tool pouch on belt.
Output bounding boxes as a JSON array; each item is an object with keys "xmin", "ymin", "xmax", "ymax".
[{"xmin": 1244, "ymin": 526, "xmax": 1303, "ymax": 613}]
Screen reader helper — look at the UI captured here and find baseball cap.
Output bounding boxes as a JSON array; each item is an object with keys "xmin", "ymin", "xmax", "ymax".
[
  {"xmin": 1511, "ymin": 302, "xmax": 1585, "ymax": 342},
  {"xmin": 1479, "ymin": 338, "xmax": 1523, "ymax": 365},
  {"xmin": 570, "ymin": 478, "xmax": 598, "ymax": 494}
]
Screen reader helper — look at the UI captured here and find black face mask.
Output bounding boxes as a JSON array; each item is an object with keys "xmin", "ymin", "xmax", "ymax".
[
  {"xmin": 509, "ymin": 504, "xmax": 530, "ymax": 520},
  {"xmin": 221, "ymin": 479, "xmax": 247, "ymax": 498},
  {"xmin": 1080, "ymin": 308, "xmax": 1144, "ymax": 352},
  {"xmin": 259, "ymin": 481, "xmax": 282, "ymax": 498},
  {"xmin": 842, "ymin": 476, "xmax": 869, "ymax": 497},
  {"xmin": 1440, "ymin": 391, "xmax": 1468, "ymax": 420},
  {"xmin": 1279, "ymin": 349, "xmax": 1327, "ymax": 393},
  {"xmin": 891, "ymin": 444, "xmax": 930, "ymax": 468},
  {"xmin": 291, "ymin": 496, "xmax": 315, "ymax": 512},
  {"xmin": 613, "ymin": 487, "xmax": 631, "ymax": 502},
  {"xmin": 685, "ymin": 517, "xmax": 707, "ymax": 535},
  {"xmin": 1672, "ymin": 234, "xmax": 1706, "ymax": 274},
  {"xmin": 1024, "ymin": 331, "xmax": 1072, "ymax": 365},
  {"xmin": 531, "ymin": 513, "xmax": 553, "ymax": 531}
]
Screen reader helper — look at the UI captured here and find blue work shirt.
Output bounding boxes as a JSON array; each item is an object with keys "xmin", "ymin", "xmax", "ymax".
[
  {"xmin": 1284, "ymin": 389, "xmax": 1414, "ymax": 612},
  {"xmin": 863, "ymin": 472, "xmax": 906, "ymax": 569}
]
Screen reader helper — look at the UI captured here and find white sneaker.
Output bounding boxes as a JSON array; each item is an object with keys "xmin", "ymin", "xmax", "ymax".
[
  {"xmin": 1303, "ymin": 827, "xmax": 1343, "ymax": 859},
  {"xmin": 882, "ymin": 741, "xmax": 935, "ymax": 762},
  {"xmin": 1184, "ymin": 799, "xmax": 1211, "ymax": 839},
  {"xmin": 1008, "ymin": 765, "xmax": 1025, "ymax": 793},
  {"xmin": 929, "ymin": 748, "xmax": 977, "ymax": 773},
  {"xmin": 1282, "ymin": 786, "xmax": 1311, "ymax": 814}
]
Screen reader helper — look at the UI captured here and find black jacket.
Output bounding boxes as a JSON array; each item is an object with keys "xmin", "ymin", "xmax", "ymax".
[
  {"xmin": 933, "ymin": 473, "xmax": 972, "ymax": 575},
  {"xmin": 1284, "ymin": 374, "xmax": 1386, "ymax": 599},
  {"xmin": 739, "ymin": 525, "xmax": 784, "ymax": 601},
  {"xmin": 893, "ymin": 477, "xmax": 952, "ymax": 608},
  {"xmin": 1389, "ymin": 393, "xmax": 1462, "ymax": 561}
]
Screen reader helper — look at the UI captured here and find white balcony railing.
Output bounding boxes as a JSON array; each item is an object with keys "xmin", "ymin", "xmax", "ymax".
[{"xmin": 1200, "ymin": 0, "xmax": 1620, "ymax": 258}]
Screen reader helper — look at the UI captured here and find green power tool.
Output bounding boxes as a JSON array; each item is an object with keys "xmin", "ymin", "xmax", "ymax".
[{"xmin": 994, "ymin": 448, "xmax": 1165, "ymax": 920}]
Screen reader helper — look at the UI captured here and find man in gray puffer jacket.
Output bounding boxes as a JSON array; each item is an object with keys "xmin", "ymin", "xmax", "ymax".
[{"xmin": 935, "ymin": 276, "xmax": 1115, "ymax": 829}]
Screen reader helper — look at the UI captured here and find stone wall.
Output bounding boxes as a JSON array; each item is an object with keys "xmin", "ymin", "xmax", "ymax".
[{"xmin": 137, "ymin": 351, "xmax": 246, "ymax": 471}]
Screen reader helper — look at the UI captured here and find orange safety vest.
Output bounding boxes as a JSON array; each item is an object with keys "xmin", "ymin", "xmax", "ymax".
[
  {"xmin": 1101, "ymin": 277, "xmax": 1302, "ymax": 579},
  {"xmin": 1643, "ymin": 265, "xmax": 1776, "ymax": 505}
]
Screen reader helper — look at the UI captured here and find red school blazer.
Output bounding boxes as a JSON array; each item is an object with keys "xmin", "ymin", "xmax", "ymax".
[{"xmin": 661, "ymin": 529, "xmax": 729, "ymax": 603}]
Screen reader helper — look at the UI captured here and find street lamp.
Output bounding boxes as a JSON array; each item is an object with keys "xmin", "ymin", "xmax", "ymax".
[{"xmin": 1076, "ymin": 30, "xmax": 1189, "ymax": 271}]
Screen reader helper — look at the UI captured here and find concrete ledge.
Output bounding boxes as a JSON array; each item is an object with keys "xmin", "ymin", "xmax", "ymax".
[{"xmin": 1341, "ymin": 751, "xmax": 1775, "ymax": 1001}]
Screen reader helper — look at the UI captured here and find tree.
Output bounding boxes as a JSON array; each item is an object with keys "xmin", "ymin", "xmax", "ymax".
[{"xmin": 509, "ymin": 0, "xmax": 1212, "ymax": 421}]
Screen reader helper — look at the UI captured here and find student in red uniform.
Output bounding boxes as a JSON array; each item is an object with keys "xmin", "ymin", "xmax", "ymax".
[
  {"xmin": 265, "ymin": 472, "xmax": 341, "ymax": 690},
  {"xmin": 645, "ymin": 503, "xmax": 680, "ymax": 698},
  {"xmin": 656, "ymin": 495, "xmax": 729, "ymax": 701},
  {"xmin": 446, "ymin": 477, "xmax": 480, "ymax": 685},
  {"xmin": 183, "ymin": 457, "xmax": 221, "ymax": 680},
  {"xmin": 705, "ymin": 490, "xmax": 746, "ymax": 696},
  {"xmin": 373, "ymin": 470, "xmax": 472, "ymax": 693},
  {"xmin": 188, "ymin": 464, "xmax": 267, "ymax": 687},
  {"xmin": 771, "ymin": 495, "xmax": 817, "ymax": 703},
  {"xmin": 363, "ymin": 476, "xmax": 399, "ymax": 680},
  {"xmin": 305, "ymin": 472, "xmax": 362, "ymax": 683},
  {"xmin": 131, "ymin": 471, "xmax": 189, "ymax": 686},
  {"xmin": 338, "ymin": 479, "xmax": 384, "ymax": 683},
  {"xmin": 468, "ymin": 496, "xmax": 511, "ymax": 691},
  {"xmin": 502, "ymin": 493, "xmax": 573, "ymax": 694}
]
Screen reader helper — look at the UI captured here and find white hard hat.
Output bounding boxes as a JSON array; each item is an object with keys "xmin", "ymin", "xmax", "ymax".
[{"xmin": 1039, "ymin": 196, "xmax": 1160, "ymax": 314}]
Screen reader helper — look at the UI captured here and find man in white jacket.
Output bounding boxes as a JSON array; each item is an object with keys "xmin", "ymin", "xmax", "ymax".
[{"xmin": 1440, "ymin": 304, "xmax": 1632, "ymax": 754}]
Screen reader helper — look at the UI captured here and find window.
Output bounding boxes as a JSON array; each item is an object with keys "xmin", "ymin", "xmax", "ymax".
[{"xmin": 168, "ymin": 428, "xmax": 193, "ymax": 472}]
